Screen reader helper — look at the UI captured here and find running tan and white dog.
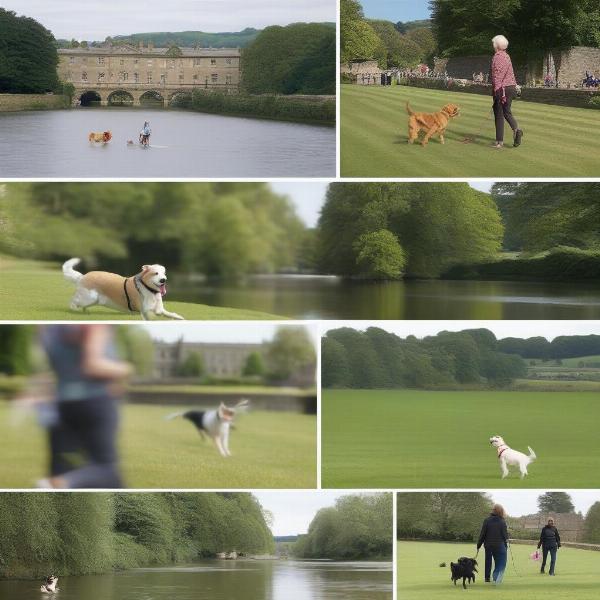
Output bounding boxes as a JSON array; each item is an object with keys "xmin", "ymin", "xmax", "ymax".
[
  {"xmin": 489, "ymin": 435, "xmax": 536, "ymax": 479},
  {"xmin": 165, "ymin": 399, "xmax": 250, "ymax": 457},
  {"xmin": 62, "ymin": 258, "xmax": 184, "ymax": 320},
  {"xmin": 40, "ymin": 575, "xmax": 58, "ymax": 593}
]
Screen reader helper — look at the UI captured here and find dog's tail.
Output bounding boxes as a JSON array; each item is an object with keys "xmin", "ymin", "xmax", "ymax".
[
  {"xmin": 234, "ymin": 398, "xmax": 250, "ymax": 411},
  {"xmin": 164, "ymin": 411, "xmax": 187, "ymax": 421},
  {"xmin": 62, "ymin": 258, "xmax": 83, "ymax": 284},
  {"xmin": 528, "ymin": 446, "xmax": 537, "ymax": 461},
  {"xmin": 406, "ymin": 101, "xmax": 415, "ymax": 115}
]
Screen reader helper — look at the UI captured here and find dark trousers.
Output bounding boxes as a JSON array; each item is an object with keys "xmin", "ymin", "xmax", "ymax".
[
  {"xmin": 56, "ymin": 397, "xmax": 123, "ymax": 488},
  {"xmin": 484, "ymin": 545, "xmax": 507, "ymax": 582},
  {"xmin": 541, "ymin": 546, "xmax": 557, "ymax": 574},
  {"xmin": 493, "ymin": 85, "xmax": 519, "ymax": 142}
]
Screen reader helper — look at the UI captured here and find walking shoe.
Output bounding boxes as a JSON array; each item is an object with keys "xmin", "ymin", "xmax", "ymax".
[{"xmin": 514, "ymin": 129, "xmax": 523, "ymax": 147}]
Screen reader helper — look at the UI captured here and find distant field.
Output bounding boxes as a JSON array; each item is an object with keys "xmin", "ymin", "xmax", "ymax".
[
  {"xmin": 527, "ymin": 355, "xmax": 600, "ymax": 368},
  {"xmin": 0, "ymin": 402, "xmax": 316, "ymax": 488},
  {"xmin": 321, "ymin": 389, "xmax": 600, "ymax": 488},
  {"xmin": 341, "ymin": 85, "xmax": 600, "ymax": 177},
  {"xmin": 398, "ymin": 541, "xmax": 600, "ymax": 600},
  {"xmin": 0, "ymin": 256, "xmax": 282, "ymax": 320},
  {"xmin": 511, "ymin": 379, "xmax": 600, "ymax": 392}
]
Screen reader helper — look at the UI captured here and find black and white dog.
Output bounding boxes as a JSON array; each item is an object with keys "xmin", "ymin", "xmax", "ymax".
[
  {"xmin": 450, "ymin": 557, "xmax": 478, "ymax": 589},
  {"xmin": 40, "ymin": 575, "xmax": 58, "ymax": 593},
  {"xmin": 166, "ymin": 400, "xmax": 249, "ymax": 457}
]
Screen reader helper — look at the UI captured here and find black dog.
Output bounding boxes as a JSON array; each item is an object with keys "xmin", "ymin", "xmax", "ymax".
[{"xmin": 450, "ymin": 557, "xmax": 478, "ymax": 589}]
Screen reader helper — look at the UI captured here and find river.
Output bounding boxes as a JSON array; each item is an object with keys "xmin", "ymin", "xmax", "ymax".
[
  {"xmin": 0, "ymin": 108, "xmax": 335, "ymax": 177},
  {"xmin": 169, "ymin": 275, "xmax": 600, "ymax": 319},
  {"xmin": 0, "ymin": 560, "xmax": 392, "ymax": 600}
]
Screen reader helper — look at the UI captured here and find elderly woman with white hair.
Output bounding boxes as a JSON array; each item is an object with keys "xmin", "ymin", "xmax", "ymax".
[{"xmin": 490, "ymin": 35, "xmax": 523, "ymax": 148}]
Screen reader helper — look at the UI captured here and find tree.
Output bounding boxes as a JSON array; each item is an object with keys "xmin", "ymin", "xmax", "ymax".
[
  {"xmin": 583, "ymin": 502, "xmax": 600, "ymax": 543},
  {"xmin": 241, "ymin": 23, "xmax": 335, "ymax": 94},
  {"xmin": 0, "ymin": 9, "xmax": 59, "ymax": 93},
  {"xmin": 537, "ymin": 492, "xmax": 575, "ymax": 514},
  {"xmin": 176, "ymin": 352, "xmax": 204, "ymax": 377},
  {"xmin": 242, "ymin": 352, "xmax": 265, "ymax": 377},
  {"xmin": 368, "ymin": 20, "xmax": 425, "ymax": 68},
  {"xmin": 353, "ymin": 230, "xmax": 406, "ymax": 279},
  {"xmin": 266, "ymin": 327, "xmax": 316, "ymax": 381},
  {"xmin": 0, "ymin": 325, "xmax": 33, "ymax": 375},
  {"xmin": 321, "ymin": 337, "xmax": 350, "ymax": 387},
  {"xmin": 340, "ymin": 0, "xmax": 383, "ymax": 62}
]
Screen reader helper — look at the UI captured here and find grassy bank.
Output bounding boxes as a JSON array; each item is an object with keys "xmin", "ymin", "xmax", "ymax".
[
  {"xmin": 173, "ymin": 90, "xmax": 335, "ymax": 126},
  {"xmin": 341, "ymin": 85, "xmax": 600, "ymax": 176},
  {"xmin": 398, "ymin": 541, "xmax": 600, "ymax": 600},
  {"xmin": 0, "ymin": 93, "xmax": 69, "ymax": 112},
  {"xmin": 0, "ymin": 256, "xmax": 283, "ymax": 320},
  {"xmin": 0, "ymin": 401, "xmax": 316, "ymax": 488},
  {"xmin": 443, "ymin": 247, "xmax": 600, "ymax": 281},
  {"xmin": 322, "ymin": 389, "xmax": 600, "ymax": 488}
]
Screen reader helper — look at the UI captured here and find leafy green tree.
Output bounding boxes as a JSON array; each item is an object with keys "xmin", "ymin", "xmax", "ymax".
[
  {"xmin": 243, "ymin": 352, "xmax": 265, "ymax": 377},
  {"xmin": 583, "ymin": 502, "xmax": 600, "ymax": 543},
  {"xmin": 406, "ymin": 27, "xmax": 437, "ymax": 59},
  {"xmin": 368, "ymin": 20, "xmax": 424, "ymax": 68},
  {"xmin": 537, "ymin": 492, "xmax": 575, "ymax": 513},
  {"xmin": 353, "ymin": 230, "xmax": 406, "ymax": 279},
  {"xmin": 266, "ymin": 327, "xmax": 316, "ymax": 381},
  {"xmin": 241, "ymin": 23, "xmax": 335, "ymax": 94},
  {"xmin": 0, "ymin": 325, "xmax": 33, "ymax": 375},
  {"xmin": 340, "ymin": 0, "xmax": 383, "ymax": 62},
  {"xmin": 0, "ymin": 9, "xmax": 59, "ymax": 93},
  {"xmin": 321, "ymin": 337, "xmax": 350, "ymax": 387},
  {"xmin": 176, "ymin": 352, "xmax": 204, "ymax": 377}
]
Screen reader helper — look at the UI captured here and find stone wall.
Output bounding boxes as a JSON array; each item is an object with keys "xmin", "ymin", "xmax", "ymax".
[
  {"xmin": 516, "ymin": 512, "xmax": 585, "ymax": 543},
  {"xmin": 556, "ymin": 46, "xmax": 600, "ymax": 84},
  {"xmin": 0, "ymin": 93, "xmax": 67, "ymax": 112}
]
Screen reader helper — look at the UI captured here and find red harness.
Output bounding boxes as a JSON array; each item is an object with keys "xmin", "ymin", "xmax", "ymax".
[{"xmin": 497, "ymin": 445, "xmax": 509, "ymax": 459}]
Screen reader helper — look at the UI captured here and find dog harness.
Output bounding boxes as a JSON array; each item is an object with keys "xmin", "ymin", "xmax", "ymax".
[
  {"xmin": 123, "ymin": 278, "xmax": 135, "ymax": 312},
  {"xmin": 497, "ymin": 445, "xmax": 509, "ymax": 459},
  {"xmin": 123, "ymin": 275, "xmax": 159, "ymax": 312}
]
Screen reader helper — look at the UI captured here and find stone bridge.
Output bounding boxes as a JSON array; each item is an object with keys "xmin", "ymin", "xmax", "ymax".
[{"xmin": 74, "ymin": 83, "xmax": 233, "ymax": 107}]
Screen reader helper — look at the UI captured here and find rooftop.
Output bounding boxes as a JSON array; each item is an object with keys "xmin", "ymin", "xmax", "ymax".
[{"xmin": 58, "ymin": 44, "xmax": 240, "ymax": 57}]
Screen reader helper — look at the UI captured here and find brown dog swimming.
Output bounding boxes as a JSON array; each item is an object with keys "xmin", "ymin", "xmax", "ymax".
[
  {"xmin": 406, "ymin": 102, "xmax": 460, "ymax": 146},
  {"xmin": 88, "ymin": 131, "xmax": 112, "ymax": 143}
]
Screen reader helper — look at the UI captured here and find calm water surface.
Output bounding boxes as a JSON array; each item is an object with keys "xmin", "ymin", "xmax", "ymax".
[
  {"xmin": 0, "ymin": 560, "xmax": 392, "ymax": 600},
  {"xmin": 169, "ymin": 275, "xmax": 600, "ymax": 319},
  {"xmin": 0, "ymin": 108, "xmax": 335, "ymax": 177}
]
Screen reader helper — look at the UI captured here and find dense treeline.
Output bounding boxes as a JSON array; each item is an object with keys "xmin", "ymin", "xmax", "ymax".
[
  {"xmin": 584, "ymin": 502, "xmax": 600, "ymax": 543},
  {"xmin": 431, "ymin": 0, "xmax": 600, "ymax": 63},
  {"xmin": 497, "ymin": 334, "xmax": 600, "ymax": 359},
  {"xmin": 341, "ymin": 0, "xmax": 434, "ymax": 67},
  {"xmin": 492, "ymin": 183, "xmax": 600, "ymax": 252},
  {"xmin": 322, "ymin": 327, "xmax": 527, "ymax": 389},
  {"xmin": 106, "ymin": 29, "xmax": 259, "ymax": 49},
  {"xmin": 241, "ymin": 23, "xmax": 335, "ymax": 95},
  {"xmin": 294, "ymin": 494, "xmax": 392, "ymax": 560},
  {"xmin": 397, "ymin": 493, "xmax": 492, "ymax": 542},
  {"xmin": 317, "ymin": 183, "xmax": 502, "ymax": 279},
  {"xmin": 0, "ymin": 9, "xmax": 59, "ymax": 93},
  {"xmin": 0, "ymin": 493, "xmax": 273, "ymax": 579},
  {"xmin": 0, "ymin": 183, "xmax": 306, "ymax": 278}
]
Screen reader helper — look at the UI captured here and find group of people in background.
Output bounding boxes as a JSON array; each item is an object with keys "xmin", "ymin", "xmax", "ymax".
[{"xmin": 477, "ymin": 504, "xmax": 562, "ymax": 584}]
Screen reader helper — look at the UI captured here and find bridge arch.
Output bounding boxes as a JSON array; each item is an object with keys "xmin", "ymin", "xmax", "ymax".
[
  {"xmin": 139, "ymin": 90, "xmax": 165, "ymax": 107},
  {"xmin": 167, "ymin": 89, "xmax": 192, "ymax": 107},
  {"xmin": 79, "ymin": 90, "xmax": 102, "ymax": 107},
  {"xmin": 107, "ymin": 89, "xmax": 134, "ymax": 106}
]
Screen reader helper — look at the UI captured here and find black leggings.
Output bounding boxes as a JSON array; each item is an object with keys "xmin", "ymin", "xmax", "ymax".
[
  {"xmin": 55, "ymin": 397, "xmax": 122, "ymax": 488},
  {"xmin": 493, "ymin": 86, "xmax": 519, "ymax": 142}
]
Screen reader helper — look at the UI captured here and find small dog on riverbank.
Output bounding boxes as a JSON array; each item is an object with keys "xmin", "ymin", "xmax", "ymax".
[
  {"xmin": 165, "ymin": 400, "xmax": 250, "ymax": 457},
  {"xmin": 62, "ymin": 258, "xmax": 184, "ymax": 320},
  {"xmin": 40, "ymin": 575, "xmax": 58, "ymax": 593},
  {"xmin": 490, "ymin": 435, "xmax": 536, "ymax": 478}
]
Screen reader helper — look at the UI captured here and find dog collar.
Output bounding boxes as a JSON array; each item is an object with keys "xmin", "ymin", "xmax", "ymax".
[
  {"xmin": 497, "ymin": 445, "xmax": 509, "ymax": 458},
  {"xmin": 134, "ymin": 274, "xmax": 160, "ymax": 295}
]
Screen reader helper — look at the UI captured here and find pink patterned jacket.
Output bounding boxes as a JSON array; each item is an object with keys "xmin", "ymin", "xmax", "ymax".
[{"xmin": 490, "ymin": 50, "xmax": 517, "ymax": 94}]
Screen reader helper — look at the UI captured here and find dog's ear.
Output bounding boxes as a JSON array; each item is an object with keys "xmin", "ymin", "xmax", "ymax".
[{"xmin": 141, "ymin": 265, "xmax": 150, "ymax": 272}]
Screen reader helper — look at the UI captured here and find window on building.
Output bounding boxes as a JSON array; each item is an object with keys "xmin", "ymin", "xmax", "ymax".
[
  {"xmin": 133, "ymin": 72, "xmax": 139, "ymax": 83},
  {"xmin": 98, "ymin": 72, "xmax": 105, "ymax": 81},
  {"xmin": 178, "ymin": 73, "xmax": 184, "ymax": 82},
  {"xmin": 120, "ymin": 58, "xmax": 124, "ymax": 65},
  {"xmin": 147, "ymin": 72, "xmax": 153, "ymax": 83},
  {"xmin": 160, "ymin": 73, "xmax": 166, "ymax": 84},
  {"xmin": 134, "ymin": 58, "xmax": 139, "ymax": 64},
  {"xmin": 194, "ymin": 58, "xmax": 201, "ymax": 66},
  {"xmin": 147, "ymin": 60, "xmax": 153, "ymax": 67},
  {"xmin": 98, "ymin": 57, "xmax": 105, "ymax": 65},
  {"xmin": 168, "ymin": 60, "xmax": 175, "ymax": 69},
  {"xmin": 81, "ymin": 72, "xmax": 88, "ymax": 81},
  {"xmin": 192, "ymin": 74, "xmax": 198, "ymax": 81},
  {"xmin": 211, "ymin": 73, "xmax": 218, "ymax": 83},
  {"xmin": 121, "ymin": 72, "xmax": 128, "ymax": 81},
  {"xmin": 210, "ymin": 58, "xmax": 217, "ymax": 65},
  {"xmin": 225, "ymin": 57, "xmax": 232, "ymax": 65},
  {"xmin": 69, "ymin": 56, "xmax": 75, "ymax": 64}
]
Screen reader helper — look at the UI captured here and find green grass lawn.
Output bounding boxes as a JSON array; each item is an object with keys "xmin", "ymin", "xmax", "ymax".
[
  {"xmin": 321, "ymin": 390, "xmax": 600, "ymax": 488},
  {"xmin": 341, "ymin": 85, "xmax": 600, "ymax": 177},
  {"xmin": 0, "ymin": 256, "xmax": 283, "ymax": 320},
  {"xmin": 0, "ymin": 401, "xmax": 316, "ymax": 488},
  {"xmin": 398, "ymin": 541, "xmax": 600, "ymax": 600}
]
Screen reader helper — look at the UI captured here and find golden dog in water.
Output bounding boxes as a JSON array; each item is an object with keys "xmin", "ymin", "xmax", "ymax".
[
  {"xmin": 406, "ymin": 102, "xmax": 460, "ymax": 146},
  {"xmin": 88, "ymin": 131, "xmax": 112, "ymax": 143}
]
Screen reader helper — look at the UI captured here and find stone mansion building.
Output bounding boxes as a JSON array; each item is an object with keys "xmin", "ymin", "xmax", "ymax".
[{"xmin": 57, "ymin": 41, "xmax": 240, "ymax": 105}]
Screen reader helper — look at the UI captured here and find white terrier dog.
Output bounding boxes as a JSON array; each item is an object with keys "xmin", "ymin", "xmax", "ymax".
[
  {"xmin": 489, "ymin": 435, "xmax": 536, "ymax": 478},
  {"xmin": 40, "ymin": 575, "xmax": 58, "ymax": 593}
]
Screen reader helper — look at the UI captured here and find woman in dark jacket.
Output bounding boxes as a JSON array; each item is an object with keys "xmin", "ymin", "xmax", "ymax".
[
  {"xmin": 538, "ymin": 518, "xmax": 561, "ymax": 575},
  {"xmin": 477, "ymin": 504, "xmax": 508, "ymax": 584}
]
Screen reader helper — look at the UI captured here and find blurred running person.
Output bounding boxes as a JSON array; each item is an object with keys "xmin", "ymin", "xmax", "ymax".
[{"xmin": 38, "ymin": 325, "xmax": 131, "ymax": 488}]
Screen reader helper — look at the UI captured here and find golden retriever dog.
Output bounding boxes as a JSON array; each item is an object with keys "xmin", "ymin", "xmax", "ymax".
[
  {"xmin": 406, "ymin": 102, "xmax": 460, "ymax": 146},
  {"xmin": 88, "ymin": 131, "xmax": 112, "ymax": 143}
]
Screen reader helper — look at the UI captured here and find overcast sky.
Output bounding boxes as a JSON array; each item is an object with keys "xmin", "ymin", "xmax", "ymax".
[
  {"xmin": 5, "ymin": 0, "xmax": 336, "ymax": 40},
  {"xmin": 362, "ymin": 0, "xmax": 430, "ymax": 22},
  {"xmin": 323, "ymin": 320, "xmax": 600, "ymax": 341},
  {"xmin": 254, "ymin": 492, "xmax": 388, "ymax": 536},
  {"xmin": 134, "ymin": 322, "xmax": 318, "ymax": 345},
  {"xmin": 482, "ymin": 491, "xmax": 598, "ymax": 517}
]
